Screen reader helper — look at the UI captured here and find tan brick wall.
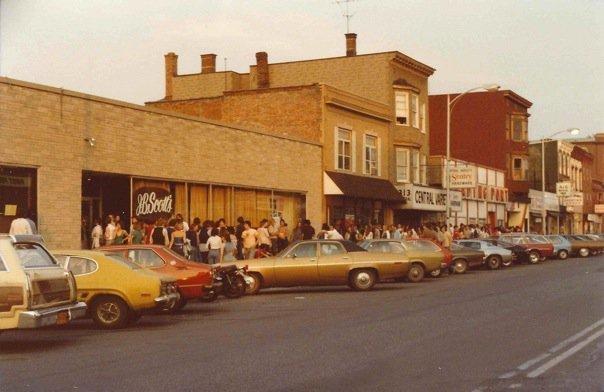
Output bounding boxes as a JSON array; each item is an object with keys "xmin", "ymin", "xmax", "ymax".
[
  {"xmin": 0, "ymin": 79, "xmax": 323, "ymax": 249},
  {"xmin": 172, "ymin": 71, "xmax": 249, "ymax": 100}
]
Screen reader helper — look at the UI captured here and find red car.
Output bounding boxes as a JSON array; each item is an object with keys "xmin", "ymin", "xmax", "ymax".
[
  {"xmin": 101, "ymin": 245, "xmax": 214, "ymax": 311},
  {"xmin": 498, "ymin": 234, "xmax": 555, "ymax": 264}
]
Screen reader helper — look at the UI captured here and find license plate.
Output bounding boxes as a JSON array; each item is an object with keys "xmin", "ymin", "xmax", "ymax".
[{"xmin": 56, "ymin": 311, "xmax": 69, "ymax": 325}]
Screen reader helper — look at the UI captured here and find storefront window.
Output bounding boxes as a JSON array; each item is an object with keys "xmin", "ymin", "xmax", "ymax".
[
  {"xmin": 189, "ymin": 184, "xmax": 208, "ymax": 222},
  {"xmin": 0, "ymin": 166, "xmax": 37, "ymax": 233},
  {"xmin": 212, "ymin": 186, "xmax": 232, "ymax": 222}
]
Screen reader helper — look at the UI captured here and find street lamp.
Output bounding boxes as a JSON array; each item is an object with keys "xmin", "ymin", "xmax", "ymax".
[
  {"xmin": 446, "ymin": 84, "xmax": 501, "ymax": 223},
  {"xmin": 540, "ymin": 128, "xmax": 580, "ymax": 234}
]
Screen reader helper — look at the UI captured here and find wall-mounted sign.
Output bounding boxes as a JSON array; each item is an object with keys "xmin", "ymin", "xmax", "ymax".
[
  {"xmin": 595, "ymin": 204, "xmax": 604, "ymax": 214},
  {"xmin": 133, "ymin": 187, "xmax": 174, "ymax": 222},
  {"xmin": 397, "ymin": 184, "xmax": 462, "ymax": 212},
  {"xmin": 449, "ymin": 167, "xmax": 476, "ymax": 188},
  {"xmin": 0, "ymin": 175, "xmax": 30, "ymax": 188},
  {"xmin": 563, "ymin": 195, "xmax": 583, "ymax": 207},
  {"xmin": 556, "ymin": 182, "xmax": 572, "ymax": 197}
]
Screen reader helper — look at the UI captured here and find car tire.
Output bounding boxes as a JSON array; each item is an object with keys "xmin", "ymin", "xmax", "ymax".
[
  {"xmin": 453, "ymin": 258, "xmax": 468, "ymax": 274},
  {"xmin": 349, "ymin": 269, "xmax": 377, "ymax": 291},
  {"xmin": 486, "ymin": 255, "xmax": 501, "ymax": 270},
  {"xmin": 578, "ymin": 248, "xmax": 590, "ymax": 258},
  {"xmin": 246, "ymin": 273, "xmax": 262, "ymax": 295},
  {"xmin": 91, "ymin": 296, "xmax": 130, "ymax": 329},
  {"xmin": 406, "ymin": 263, "xmax": 425, "ymax": 283},
  {"xmin": 502, "ymin": 257, "xmax": 513, "ymax": 267},
  {"xmin": 557, "ymin": 249, "xmax": 569, "ymax": 260},
  {"xmin": 430, "ymin": 268, "xmax": 442, "ymax": 278},
  {"xmin": 528, "ymin": 251, "xmax": 541, "ymax": 264}
]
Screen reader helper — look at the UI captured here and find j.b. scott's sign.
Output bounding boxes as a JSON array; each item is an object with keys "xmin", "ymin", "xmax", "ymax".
[{"xmin": 133, "ymin": 187, "xmax": 173, "ymax": 222}]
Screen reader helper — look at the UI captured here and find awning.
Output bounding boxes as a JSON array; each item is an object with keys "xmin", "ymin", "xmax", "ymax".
[{"xmin": 324, "ymin": 171, "xmax": 403, "ymax": 202}]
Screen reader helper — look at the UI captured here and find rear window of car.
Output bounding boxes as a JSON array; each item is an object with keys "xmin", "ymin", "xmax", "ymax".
[
  {"xmin": 405, "ymin": 240, "xmax": 440, "ymax": 252},
  {"xmin": 105, "ymin": 254, "xmax": 141, "ymax": 269},
  {"xmin": 13, "ymin": 243, "xmax": 58, "ymax": 268}
]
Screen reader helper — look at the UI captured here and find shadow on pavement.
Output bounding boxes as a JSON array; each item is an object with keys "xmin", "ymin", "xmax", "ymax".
[
  {"xmin": 0, "ymin": 337, "xmax": 75, "ymax": 354},
  {"xmin": 256, "ymin": 284, "xmax": 409, "ymax": 296}
]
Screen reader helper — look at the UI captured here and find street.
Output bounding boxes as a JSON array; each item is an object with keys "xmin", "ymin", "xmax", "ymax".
[{"xmin": 1, "ymin": 255, "xmax": 603, "ymax": 392}]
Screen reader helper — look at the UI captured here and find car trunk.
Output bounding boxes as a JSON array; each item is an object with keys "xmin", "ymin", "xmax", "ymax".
[{"xmin": 24, "ymin": 268, "xmax": 74, "ymax": 310}]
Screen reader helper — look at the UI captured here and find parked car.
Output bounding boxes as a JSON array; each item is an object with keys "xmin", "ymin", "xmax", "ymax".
[
  {"xmin": 237, "ymin": 240, "xmax": 409, "ymax": 294},
  {"xmin": 0, "ymin": 235, "xmax": 87, "ymax": 332},
  {"xmin": 447, "ymin": 243, "xmax": 486, "ymax": 274},
  {"xmin": 483, "ymin": 238, "xmax": 528, "ymax": 263},
  {"xmin": 455, "ymin": 239, "xmax": 514, "ymax": 272},
  {"xmin": 54, "ymin": 250, "xmax": 179, "ymax": 329},
  {"xmin": 561, "ymin": 235, "xmax": 604, "ymax": 257},
  {"xmin": 359, "ymin": 239, "xmax": 449, "ymax": 282},
  {"xmin": 101, "ymin": 245, "xmax": 214, "ymax": 312},
  {"xmin": 543, "ymin": 235, "xmax": 573, "ymax": 259},
  {"xmin": 498, "ymin": 233, "xmax": 555, "ymax": 264}
]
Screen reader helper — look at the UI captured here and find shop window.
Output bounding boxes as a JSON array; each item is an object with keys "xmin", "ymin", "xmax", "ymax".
[
  {"xmin": 364, "ymin": 134, "xmax": 378, "ymax": 176},
  {"xmin": 395, "ymin": 91, "xmax": 409, "ymax": 125},
  {"xmin": 234, "ymin": 188, "xmax": 258, "ymax": 226},
  {"xmin": 336, "ymin": 128, "xmax": 352, "ymax": 171},
  {"xmin": 396, "ymin": 148, "xmax": 410, "ymax": 183},
  {"xmin": 273, "ymin": 192, "xmax": 306, "ymax": 227},
  {"xmin": 189, "ymin": 184, "xmax": 209, "ymax": 222},
  {"xmin": 212, "ymin": 186, "xmax": 232, "ymax": 222},
  {"xmin": 256, "ymin": 190, "xmax": 272, "ymax": 225},
  {"xmin": 0, "ymin": 166, "xmax": 37, "ymax": 234}
]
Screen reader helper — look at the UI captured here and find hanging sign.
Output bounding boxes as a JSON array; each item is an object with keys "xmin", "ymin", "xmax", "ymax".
[{"xmin": 133, "ymin": 187, "xmax": 174, "ymax": 222}]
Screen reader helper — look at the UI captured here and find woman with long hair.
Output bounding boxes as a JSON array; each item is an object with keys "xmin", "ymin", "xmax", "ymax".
[{"xmin": 169, "ymin": 222, "xmax": 186, "ymax": 257}]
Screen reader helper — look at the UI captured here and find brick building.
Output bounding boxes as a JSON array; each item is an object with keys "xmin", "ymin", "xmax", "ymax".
[
  {"xmin": 147, "ymin": 34, "xmax": 450, "ymax": 227},
  {"xmin": 429, "ymin": 90, "xmax": 533, "ymax": 229},
  {"xmin": 0, "ymin": 78, "xmax": 323, "ymax": 249}
]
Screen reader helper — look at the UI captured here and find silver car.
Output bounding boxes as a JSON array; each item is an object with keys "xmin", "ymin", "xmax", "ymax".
[{"xmin": 456, "ymin": 239, "xmax": 514, "ymax": 267}]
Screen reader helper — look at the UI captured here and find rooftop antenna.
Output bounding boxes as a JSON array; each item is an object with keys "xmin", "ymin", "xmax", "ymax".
[{"xmin": 335, "ymin": 0, "xmax": 356, "ymax": 33}]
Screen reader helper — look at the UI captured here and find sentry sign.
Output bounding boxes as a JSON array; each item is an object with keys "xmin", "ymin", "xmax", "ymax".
[{"xmin": 449, "ymin": 167, "xmax": 476, "ymax": 188}]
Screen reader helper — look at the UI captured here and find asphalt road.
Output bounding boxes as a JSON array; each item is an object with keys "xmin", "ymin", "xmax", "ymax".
[{"xmin": 1, "ymin": 255, "xmax": 603, "ymax": 392}]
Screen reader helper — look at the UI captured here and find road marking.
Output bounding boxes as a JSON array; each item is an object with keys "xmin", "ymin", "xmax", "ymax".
[
  {"xmin": 517, "ymin": 352, "xmax": 550, "ymax": 370},
  {"xmin": 548, "ymin": 317, "xmax": 604, "ymax": 353},
  {"xmin": 526, "ymin": 327, "xmax": 604, "ymax": 378},
  {"xmin": 498, "ymin": 371, "xmax": 517, "ymax": 379}
]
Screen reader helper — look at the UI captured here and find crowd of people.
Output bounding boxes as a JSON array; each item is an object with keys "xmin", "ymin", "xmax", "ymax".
[{"xmin": 92, "ymin": 212, "xmax": 523, "ymax": 264}]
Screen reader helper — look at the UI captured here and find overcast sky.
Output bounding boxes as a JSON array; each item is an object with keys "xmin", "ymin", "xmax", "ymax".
[{"xmin": 1, "ymin": 0, "xmax": 602, "ymax": 139}]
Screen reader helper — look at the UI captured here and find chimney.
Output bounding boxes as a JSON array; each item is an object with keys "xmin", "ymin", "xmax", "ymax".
[
  {"xmin": 255, "ymin": 51, "xmax": 269, "ymax": 88},
  {"xmin": 345, "ymin": 33, "xmax": 357, "ymax": 56},
  {"xmin": 201, "ymin": 53, "xmax": 217, "ymax": 73},
  {"xmin": 164, "ymin": 52, "xmax": 178, "ymax": 99}
]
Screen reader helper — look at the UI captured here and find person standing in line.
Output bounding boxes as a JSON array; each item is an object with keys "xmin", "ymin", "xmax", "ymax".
[
  {"xmin": 90, "ymin": 218, "xmax": 103, "ymax": 249},
  {"xmin": 276, "ymin": 219, "xmax": 289, "ymax": 252},
  {"xmin": 169, "ymin": 222, "xmax": 186, "ymax": 257},
  {"xmin": 206, "ymin": 228, "xmax": 223, "ymax": 264},
  {"xmin": 166, "ymin": 219, "xmax": 177, "ymax": 244},
  {"xmin": 186, "ymin": 221, "xmax": 200, "ymax": 262},
  {"xmin": 104, "ymin": 215, "xmax": 116, "ymax": 246},
  {"xmin": 241, "ymin": 221, "xmax": 258, "ymax": 260},
  {"xmin": 129, "ymin": 216, "xmax": 139, "ymax": 236},
  {"xmin": 151, "ymin": 218, "xmax": 169, "ymax": 246},
  {"xmin": 363, "ymin": 225, "xmax": 374, "ymax": 240},
  {"xmin": 257, "ymin": 219, "xmax": 272, "ymax": 253},
  {"xmin": 291, "ymin": 220, "xmax": 304, "ymax": 242},
  {"xmin": 130, "ymin": 221, "xmax": 144, "ymax": 245},
  {"xmin": 222, "ymin": 227, "xmax": 237, "ymax": 263},
  {"xmin": 9, "ymin": 212, "xmax": 33, "ymax": 235},
  {"xmin": 301, "ymin": 219, "xmax": 316, "ymax": 240},
  {"xmin": 175, "ymin": 213, "xmax": 189, "ymax": 232},
  {"xmin": 441, "ymin": 225, "xmax": 452, "ymax": 248},
  {"xmin": 113, "ymin": 222, "xmax": 129, "ymax": 245},
  {"xmin": 199, "ymin": 220, "xmax": 212, "ymax": 263},
  {"xmin": 235, "ymin": 216, "xmax": 245, "ymax": 260}
]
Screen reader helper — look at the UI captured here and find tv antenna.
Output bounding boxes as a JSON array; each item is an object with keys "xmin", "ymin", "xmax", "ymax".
[{"xmin": 335, "ymin": 0, "xmax": 357, "ymax": 33}]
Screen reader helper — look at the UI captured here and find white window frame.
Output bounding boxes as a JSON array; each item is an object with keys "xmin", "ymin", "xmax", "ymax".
[
  {"xmin": 420, "ymin": 154, "xmax": 427, "ymax": 185},
  {"xmin": 410, "ymin": 94, "xmax": 419, "ymax": 128},
  {"xmin": 395, "ymin": 147, "xmax": 410, "ymax": 183},
  {"xmin": 335, "ymin": 127, "xmax": 353, "ymax": 172},
  {"xmin": 395, "ymin": 91, "xmax": 409, "ymax": 126},
  {"xmin": 420, "ymin": 102, "xmax": 426, "ymax": 133},
  {"xmin": 411, "ymin": 150, "xmax": 420, "ymax": 184},
  {"xmin": 363, "ymin": 134, "xmax": 379, "ymax": 176}
]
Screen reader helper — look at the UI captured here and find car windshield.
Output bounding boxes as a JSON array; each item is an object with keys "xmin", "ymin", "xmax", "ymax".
[
  {"xmin": 450, "ymin": 244, "xmax": 466, "ymax": 251},
  {"xmin": 528, "ymin": 235, "xmax": 549, "ymax": 243},
  {"xmin": 404, "ymin": 240, "xmax": 440, "ymax": 251},
  {"xmin": 105, "ymin": 254, "xmax": 141, "ymax": 269},
  {"xmin": 13, "ymin": 243, "xmax": 58, "ymax": 268}
]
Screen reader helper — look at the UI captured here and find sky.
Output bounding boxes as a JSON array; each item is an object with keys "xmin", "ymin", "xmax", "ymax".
[{"xmin": 1, "ymin": 0, "xmax": 602, "ymax": 139}]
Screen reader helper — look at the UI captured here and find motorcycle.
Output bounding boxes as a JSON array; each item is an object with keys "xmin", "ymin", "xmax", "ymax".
[{"xmin": 200, "ymin": 264, "xmax": 250, "ymax": 302}]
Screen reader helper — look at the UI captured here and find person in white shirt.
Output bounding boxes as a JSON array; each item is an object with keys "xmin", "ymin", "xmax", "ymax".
[
  {"xmin": 257, "ymin": 219, "xmax": 272, "ymax": 252},
  {"xmin": 325, "ymin": 225, "xmax": 343, "ymax": 240},
  {"xmin": 104, "ymin": 215, "xmax": 116, "ymax": 246},
  {"xmin": 241, "ymin": 221, "xmax": 259, "ymax": 260},
  {"xmin": 91, "ymin": 218, "xmax": 103, "ymax": 249},
  {"xmin": 9, "ymin": 217, "xmax": 33, "ymax": 235},
  {"xmin": 206, "ymin": 228, "xmax": 223, "ymax": 264}
]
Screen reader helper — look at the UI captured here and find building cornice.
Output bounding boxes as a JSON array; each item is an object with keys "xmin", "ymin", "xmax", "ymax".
[{"xmin": 322, "ymin": 84, "xmax": 391, "ymax": 122}]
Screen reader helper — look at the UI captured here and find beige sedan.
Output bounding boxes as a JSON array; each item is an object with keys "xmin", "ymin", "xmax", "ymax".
[{"xmin": 236, "ymin": 240, "xmax": 409, "ymax": 294}]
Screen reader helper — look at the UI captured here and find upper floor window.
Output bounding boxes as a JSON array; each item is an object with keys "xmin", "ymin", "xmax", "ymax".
[
  {"xmin": 364, "ymin": 134, "xmax": 378, "ymax": 176},
  {"xmin": 411, "ymin": 150, "xmax": 420, "ymax": 183},
  {"xmin": 410, "ymin": 94, "xmax": 419, "ymax": 128},
  {"xmin": 512, "ymin": 156, "xmax": 528, "ymax": 181},
  {"xmin": 420, "ymin": 103, "xmax": 426, "ymax": 133},
  {"xmin": 511, "ymin": 116, "xmax": 528, "ymax": 142},
  {"xmin": 395, "ymin": 91, "xmax": 409, "ymax": 125},
  {"xmin": 420, "ymin": 154, "xmax": 427, "ymax": 185},
  {"xmin": 395, "ymin": 148, "xmax": 410, "ymax": 183},
  {"xmin": 337, "ymin": 128, "xmax": 352, "ymax": 171}
]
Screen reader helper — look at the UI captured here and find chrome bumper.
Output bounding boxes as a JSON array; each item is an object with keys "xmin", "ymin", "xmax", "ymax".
[
  {"xmin": 17, "ymin": 301, "xmax": 87, "ymax": 329},
  {"xmin": 154, "ymin": 292, "xmax": 180, "ymax": 305}
]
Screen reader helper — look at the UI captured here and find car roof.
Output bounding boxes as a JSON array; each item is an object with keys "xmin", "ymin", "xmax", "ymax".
[
  {"xmin": 100, "ymin": 244, "xmax": 166, "ymax": 249},
  {"xmin": 53, "ymin": 249, "xmax": 108, "ymax": 258}
]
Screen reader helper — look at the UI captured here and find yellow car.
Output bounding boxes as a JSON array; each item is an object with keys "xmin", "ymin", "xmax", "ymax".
[
  {"xmin": 54, "ymin": 250, "xmax": 179, "ymax": 329},
  {"xmin": 237, "ymin": 240, "xmax": 409, "ymax": 294}
]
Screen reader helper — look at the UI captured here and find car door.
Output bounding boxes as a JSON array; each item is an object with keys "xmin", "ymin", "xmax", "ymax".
[
  {"xmin": 273, "ymin": 242, "xmax": 319, "ymax": 287},
  {"xmin": 317, "ymin": 241, "xmax": 351, "ymax": 284}
]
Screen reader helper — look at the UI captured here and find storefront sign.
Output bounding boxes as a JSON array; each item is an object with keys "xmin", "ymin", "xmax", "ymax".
[
  {"xmin": 556, "ymin": 182, "xmax": 572, "ymax": 197},
  {"xmin": 529, "ymin": 189, "xmax": 559, "ymax": 212},
  {"xmin": 563, "ymin": 195, "xmax": 583, "ymax": 207},
  {"xmin": 595, "ymin": 204, "xmax": 604, "ymax": 214},
  {"xmin": 133, "ymin": 187, "xmax": 174, "ymax": 222},
  {"xmin": 397, "ymin": 184, "xmax": 462, "ymax": 212},
  {"xmin": 0, "ymin": 175, "xmax": 30, "ymax": 188},
  {"xmin": 449, "ymin": 167, "xmax": 476, "ymax": 188},
  {"xmin": 587, "ymin": 214, "xmax": 601, "ymax": 223}
]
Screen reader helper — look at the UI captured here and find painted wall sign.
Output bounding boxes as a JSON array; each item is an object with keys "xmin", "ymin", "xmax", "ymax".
[
  {"xmin": 397, "ymin": 184, "xmax": 462, "ymax": 212},
  {"xmin": 133, "ymin": 187, "xmax": 173, "ymax": 222}
]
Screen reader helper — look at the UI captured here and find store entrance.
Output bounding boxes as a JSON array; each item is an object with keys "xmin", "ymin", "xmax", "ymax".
[{"xmin": 82, "ymin": 171, "xmax": 130, "ymax": 247}]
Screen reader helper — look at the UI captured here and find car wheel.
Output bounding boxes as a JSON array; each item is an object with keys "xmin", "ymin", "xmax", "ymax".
[
  {"xmin": 578, "ymin": 248, "xmax": 590, "ymax": 258},
  {"xmin": 528, "ymin": 251, "xmax": 541, "ymax": 264},
  {"xmin": 430, "ymin": 268, "xmax": 442, "ymax": 278},
  {"xmin": 557, "ymin": 249, "xmax": 569, "ymax": 260},
  {"xmin": 91, "ymin": 296, "xmax": 130, "ymax": 329},
  {"xmin": 486, "ymin": 255, "xmax": 501, "ymax": 270},
  {"xmin": 502, "ymin": 257, "xmax": 513, "ymax": 267},
  {"xmin": 406, "ymin": 263, "xmax": 425, "ymax": 283},
  {"xmin": 453, "ymin": 259, "xmax": 468, "ymax": 274},
  {"xmin": 349, "ymin": 269, "xmax": 377, "ymax": 291},
  {"xmin": 246, "ymin": 273, "xmax": 262, "ymax": 295}
]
